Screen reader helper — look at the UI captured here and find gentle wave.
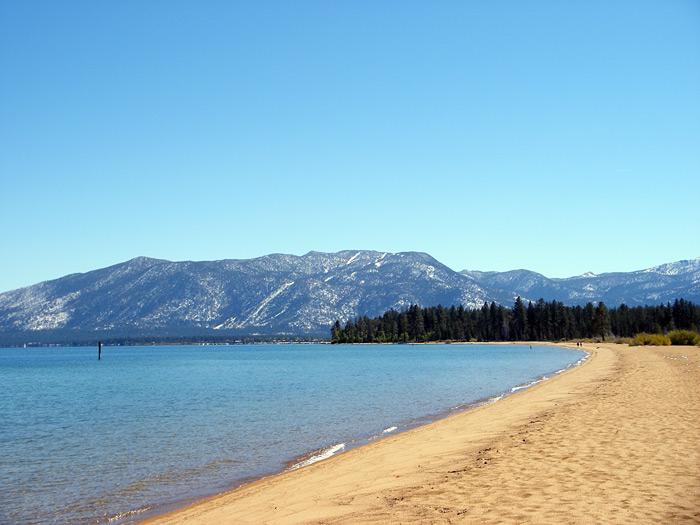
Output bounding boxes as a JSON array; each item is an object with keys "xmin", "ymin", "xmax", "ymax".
[
  {"xmin": 290, "ymin": 443, "xmax": 346, "ymax": 470},
  {"xmin": 509, "ymin": 352, "xmax": 587, "ymax": 393},
  {"xmin": 107, "ymin": 505, "xmax": 151, "ymax": 523},
  {"xmin": 382, "ymin": 426, "xmax": 398, "ymax": 434},
  {"xmin": 510, "ymin": 379, "xmax": 542, "ymax": 392}
]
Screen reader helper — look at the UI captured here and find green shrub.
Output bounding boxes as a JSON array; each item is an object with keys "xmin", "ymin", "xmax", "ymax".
[
  {"xmin": 667, "ymin": 330, "xmax": 700, "ymax": 346},
  {"xmin": 630, "ymin": 333, "xmax": 671, "ymax": 346}
]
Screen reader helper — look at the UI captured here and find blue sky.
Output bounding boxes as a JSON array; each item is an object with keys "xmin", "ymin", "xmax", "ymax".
[{"xmin": 1, "ymin": 1, "xmax": 699, "ymax": 292}]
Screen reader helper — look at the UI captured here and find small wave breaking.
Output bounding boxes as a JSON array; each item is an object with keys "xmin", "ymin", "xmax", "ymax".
[
  {"xmin": 107, "ymin": 506, "xmax": 151, "ymax": 523},
  {"xmin": 290, "ymin": 443, "xmax": 346, "ymax": 470},
  {"xmin": 511, "ymin": 351, "xmax": 589, "ymax": 393},
  {"xmin": 382, "ymin": 426, "xmax": 398, "ymax": 434},
  {"xmin": 511, "ymin": 378, "xmax": 543, "ymax": 392}
]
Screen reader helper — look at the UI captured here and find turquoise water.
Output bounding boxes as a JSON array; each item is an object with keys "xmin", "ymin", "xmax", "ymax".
[{"xmin": 0, "ymin": 343, "xmax": 584, "ymax": 524}]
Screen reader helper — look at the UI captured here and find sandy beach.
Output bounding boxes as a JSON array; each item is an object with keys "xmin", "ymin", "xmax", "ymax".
[{"xmin": 145, "ymin": 343, "xmax": 700, "ymax": 524}]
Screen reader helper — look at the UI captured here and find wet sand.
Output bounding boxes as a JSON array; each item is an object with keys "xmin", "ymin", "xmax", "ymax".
[{"xmin": 144, "ymin": 343, "xmax": 700, "ymax": 524}]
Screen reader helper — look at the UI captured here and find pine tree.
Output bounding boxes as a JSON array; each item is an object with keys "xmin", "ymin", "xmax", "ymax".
[
  {"xmin": 511, "ymin": 296, "xmax": 528, "ymax": 340},
  {"xmin": 592, "ymin": 302, "xmax": 611, "ymax": 340},
  {"xmin": 331, "ymin": 320, "xmax": 342, "ymax": 343}
]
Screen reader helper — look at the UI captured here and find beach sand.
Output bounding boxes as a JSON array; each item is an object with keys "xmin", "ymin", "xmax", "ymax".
[{"xmin": 144, "ymin": 343, "xmax": 700, "ymax": 524}]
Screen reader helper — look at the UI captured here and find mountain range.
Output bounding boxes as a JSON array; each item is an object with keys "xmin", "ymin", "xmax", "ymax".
[{"xmin": 0, "ymin": 251, "xmax": 698, "ymax": 343}]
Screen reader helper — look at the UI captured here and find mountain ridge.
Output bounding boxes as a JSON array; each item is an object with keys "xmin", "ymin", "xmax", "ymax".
[{"xmin": 0, "ymin": 252, "xmax": 698, "ymax": 342}]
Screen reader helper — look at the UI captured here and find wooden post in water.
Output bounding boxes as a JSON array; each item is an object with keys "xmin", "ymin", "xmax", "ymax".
[{"xmin": 98, "ymin": 340, "xmax": 102, "ymax": 361}]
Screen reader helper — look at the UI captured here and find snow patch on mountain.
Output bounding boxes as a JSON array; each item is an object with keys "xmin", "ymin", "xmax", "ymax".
[
  {"xmin": 374, "ymin": 252, "xmax": 387, "ymax": 268},
  {"xmin": 239, "ymin": 280, "xmax": 295, "ymax": 328},
  {"xmin": 346, "ymin": 252, "xmax": 361, "ymax": 265}
]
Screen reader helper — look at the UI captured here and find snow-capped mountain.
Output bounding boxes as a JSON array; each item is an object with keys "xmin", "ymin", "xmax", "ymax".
[
  {"xmin": 0, "ymin": 252, "xmax": 697, "ymax": 341},
  {"xmin": 0, "ymin": 251, "xmax": 487, "ymax": 339},
  {"xmin": 461, "ymin": 258, "xmax": 700, "ymax": 307}
]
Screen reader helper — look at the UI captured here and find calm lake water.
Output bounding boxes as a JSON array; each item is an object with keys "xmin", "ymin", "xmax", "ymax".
[{"xmin": 0, "ymin": 343, "xmax": 584, "ymax": 524}]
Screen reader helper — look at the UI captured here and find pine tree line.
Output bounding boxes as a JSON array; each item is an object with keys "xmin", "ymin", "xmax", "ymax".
[{"xmin": 330, "ymin": 298, "xmax": 700, "ymax": 344}]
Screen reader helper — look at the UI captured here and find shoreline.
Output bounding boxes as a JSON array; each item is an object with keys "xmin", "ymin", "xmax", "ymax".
[
  {"xmin": 2, "ymin": 339, "xmax": 592, "ymax": 349},
  {"xmin": 141, "ymin": 342, "xmax": 594, "ymax": 524},
  {"xmin": 142, "ymin": 342, "xmax": 700, "ymax": 523},
  {"xmin": 282, "ymin": 343, "xmax": 588, "ymax": 470}
]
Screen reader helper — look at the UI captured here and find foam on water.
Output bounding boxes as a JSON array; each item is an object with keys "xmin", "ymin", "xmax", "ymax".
[
  {"xmin": 107, "ymin": 506, "xmax": 151, "ymax": 523},
  {"xmin": 510, "ymin": 378, "xmax": 541, "ymax": 392},
  {"xmin": 290, "ymin": 443, "xmax": 346, "ymax": 469}
]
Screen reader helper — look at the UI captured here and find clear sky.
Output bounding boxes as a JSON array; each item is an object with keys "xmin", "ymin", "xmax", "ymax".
[{"xmin": 1, "ymin": 1, "xmax": 699, "ymax": 292}]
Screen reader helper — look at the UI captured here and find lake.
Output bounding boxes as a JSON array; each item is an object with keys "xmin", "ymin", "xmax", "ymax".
[{"xmin": 0, "ymin": 343, "xmax": 585, "ymax": 524}]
